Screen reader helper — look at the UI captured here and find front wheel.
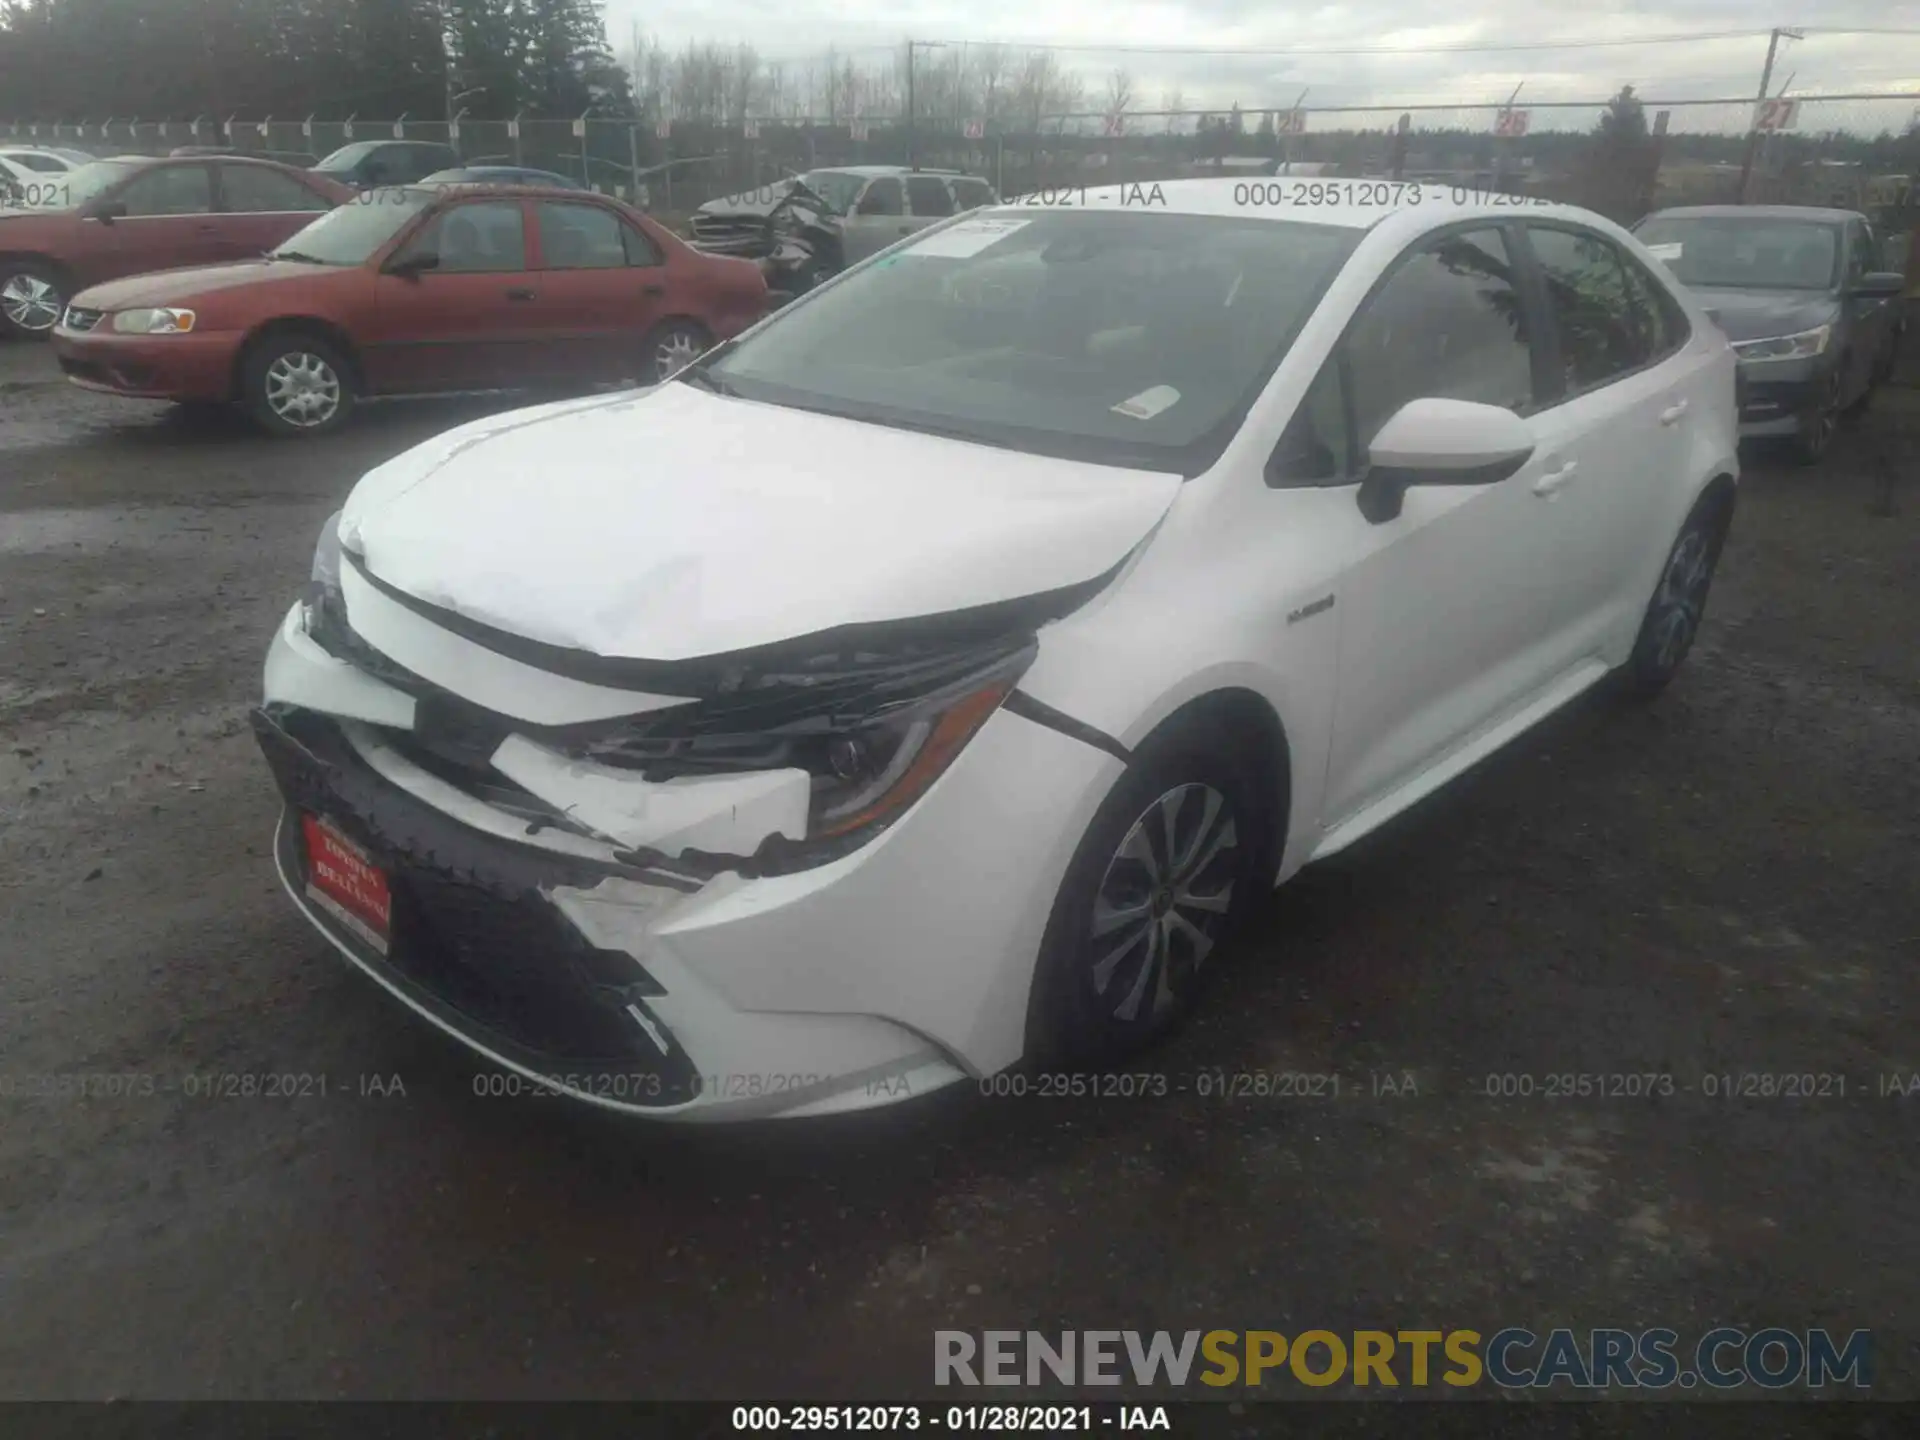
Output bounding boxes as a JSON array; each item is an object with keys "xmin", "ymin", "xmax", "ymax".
[
  {"xmin": 0, "ymin": 261, "xmax": 66, "ymax": 339},
  {"xmin": 641, "ymin": 319, "xmax": 711, "ymax": 384},
  {"xmin": 1026, "ymin": 730, "xmax": 1269, "ymax": 1069},
  {"xmin": 1788, "ymin": 368, "xmax": 1843, "ymax": 465},
  {"xmin": 242, "ymin": 333, "xmax": 354, "ymax": 438}
]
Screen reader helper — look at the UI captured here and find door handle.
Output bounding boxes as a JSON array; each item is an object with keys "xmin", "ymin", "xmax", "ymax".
[
  {"xmin": 1531, "ymin": 461, "xmax": 1578, "ymax": 498},
  {"xmin": 640, "ymin": 283, "xmax": 665, "ymax": 296},
  {"xmin": 1659, "ymin": 399, "xmax": 1690, "ymax": 426},
  {"xmin": 505, "ymin": 287, "xmax": 536, "ymax": 301}
]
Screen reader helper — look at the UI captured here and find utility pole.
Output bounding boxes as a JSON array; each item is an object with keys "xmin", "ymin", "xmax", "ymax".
[{"xmin": 1738, "ymin": 27, "xmax": 1802, "ymax": 204}]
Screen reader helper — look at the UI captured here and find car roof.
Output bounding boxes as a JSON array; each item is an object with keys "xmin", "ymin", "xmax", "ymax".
[
  {"xmin": 812, "ymin": 165, "xmax": 975, "ymax": 178},
  {"xmin": 1645, "ymin": 204, "xmax": 1863, "ymax": 225},
  {"xmin": 986, "ymin": 176, "xmax": 1605, "ymax": 234}
]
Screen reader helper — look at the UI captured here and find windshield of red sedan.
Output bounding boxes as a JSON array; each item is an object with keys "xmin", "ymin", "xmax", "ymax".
[
  {"xmin": 268, "ymin": 188, "xmax": 433, "ymax": 264},
  {"xmin": 704, "ymin": 210, "xmax": 1358, "ymax": 473}
]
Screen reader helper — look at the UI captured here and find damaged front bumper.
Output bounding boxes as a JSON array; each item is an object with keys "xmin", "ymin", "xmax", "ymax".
[{"xmin": 257, "ymin": 597, "xmax": 1123, "ymax": 1120}]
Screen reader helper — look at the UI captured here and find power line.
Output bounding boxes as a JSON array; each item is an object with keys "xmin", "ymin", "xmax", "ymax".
[{"xmin": 916, "ymin": 30, "xmax": 1779, "ymax": 58}]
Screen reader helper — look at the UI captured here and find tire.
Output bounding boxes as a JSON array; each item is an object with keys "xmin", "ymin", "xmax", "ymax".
[
  {"xmin": 1620, "ymin": 495, "xmax": 1731, "ymax": 699},
  {"xmin": 641, "ymin": 318, "xmax": 712, "ymax": 384},
  {"xmin": 1025, "ymin": 724, "xmax": 1271, "ymax": 1070},
  {"xmin": 0, "ymin": 260, "xmax": 67, "ymax": 339},
  {"xmin": 242, "ymin": 331, "xmax": 355, "ymax": 438},
  {"xmin": 1788, "ymin": 368, "xmax": 1842, "ymax": 465}
]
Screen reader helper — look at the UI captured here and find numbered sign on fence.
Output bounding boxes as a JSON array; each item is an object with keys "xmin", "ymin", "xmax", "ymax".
[
  {"xmin": 572, "ymin": 118, "xmax": 586, "ymax": 138},
  {"xmin": 225, "ymin": 119, "xmax": 237, "ymax": 138},
  {"xmin": 850, "ymin": 120, "xmax": 868, "ymax": 141},
  {"xmin": 963, "ymin": 118, "xmax": 984, "ymax": 139},
  {"xmin": 1276, "ymin": 108, "xmax": 1307, "ymax": 136},
  {"xmin": 1753, "ymin": 97, "xmax": 1800, "ymax": 132},
  {"xmin": 506, "ymin": 118, "xmax": 519, "ymax": 138},
  {"xmin": 258, "ymin": 120, "xmax": 270, "ymax": 138},
  {"xmin": 448, "ymin": 120, "xmax": 460, "ymax": 141},
  {"xmin": 655, "ymin": 118, "xmax": 671, "ymax": 139},
  {"xmin": 301, "ymin": 118, "xmax": 311, "ymax": 138},
  {"xmin": 392, "ymin": 119, "xmax": 405, "ymax": 138},
  {"xmin": 1494, "ymin": 107, "xmax": 1531, "ymax": 138},
  {"xmin": 742, "ymin": 119, "xmax": 760, "ymax": 138},
  {"xmin": 342, "ymin": 119, "xmax": 354, "ymax": 137},
  {"xmin": 157, "ymin": 120, "xmax": 168, "ymax": 137}
]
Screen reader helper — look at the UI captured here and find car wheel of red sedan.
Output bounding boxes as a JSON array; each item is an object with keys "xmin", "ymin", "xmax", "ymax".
[
  {"xmin": 0, "ymin": 262, "xmax": 65, "ymax": 339},
  {"xmin": 244, "ymin": 332, "xmax": 355, "ymax": 438},
  {"xmin": 643, "ymin": 319, "xmax": 711, "ymax": 384}
]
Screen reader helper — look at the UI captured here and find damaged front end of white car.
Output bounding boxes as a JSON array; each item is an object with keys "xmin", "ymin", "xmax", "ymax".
[{"xmin": 255, "ymin": 388, "xmax": 1180, "ymax": 1121}]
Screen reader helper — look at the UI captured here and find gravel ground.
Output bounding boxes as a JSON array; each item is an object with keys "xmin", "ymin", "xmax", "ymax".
[{"xmin": 0, "ymin": 341, "xmax": 1915, "ymax": 1406}]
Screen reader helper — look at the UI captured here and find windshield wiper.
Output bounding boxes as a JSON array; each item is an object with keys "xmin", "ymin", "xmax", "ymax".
[
  {"xmin": 270, "ymin": 250, "xmax": 332, "ymax": 265},
  {"xmin": 675, "ymin": 336, "xmax": 742, "ymax": 394}
]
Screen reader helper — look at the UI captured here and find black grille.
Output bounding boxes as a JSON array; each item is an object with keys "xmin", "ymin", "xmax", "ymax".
[
  {"xmin": 690, "ymin": 213, "xmax": 772, "ymax": 257},
  {"xmin": 61, "ymin": 305, "xmax": 103, "ymax": 333}
]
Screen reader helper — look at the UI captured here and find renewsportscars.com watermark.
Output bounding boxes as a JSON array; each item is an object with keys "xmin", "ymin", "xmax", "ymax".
[{"xmin": 935, "ymin": 1328, "xmax": 1872, "ymax": 1391}]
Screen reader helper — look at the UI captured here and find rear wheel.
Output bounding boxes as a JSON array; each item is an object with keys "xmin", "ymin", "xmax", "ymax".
[
  {"xmin": 1621, "ymin": 495, "xmax": 1731, "ymax": 699},
  {"xmin": 0, "ymin": 261, "xmax": 66, "ymax": 339},
  {"xmin": 1026, "ymin": 727, "xmax": 1270, "ymax": 1069},
  {"xmin": 242, "ymin": 332, "xmax": 354, "ymax": 438},
  {"xmin": 641, "ymin": 318, "xmax": 711, "ymax": 384}
]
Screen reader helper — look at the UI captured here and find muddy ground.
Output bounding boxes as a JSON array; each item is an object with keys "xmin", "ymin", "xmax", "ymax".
[{"xmin": 0, "ymin": 341, "xmax": 1916, "ymax": 1408}]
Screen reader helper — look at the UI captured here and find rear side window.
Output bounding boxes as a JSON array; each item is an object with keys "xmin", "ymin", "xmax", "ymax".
[
  {"xmin": 220, "ymin": 164, "xmax": 330, "ymax": 213},
  {"xmin": 534, "ymin": 201, "xmax": 625, "ymax": 268},
  {"xmin": 856, "ymin": 178, "xmax": 903, "ymax": 216},
  {"xmin": 905, "ymin": 176, "xmax": 955, "ymax": 218},
  {"xmin": 1342, "ymin": 226, "xmax": 1537, "ymax": 449},
  {"xmin": 1528, "ymin": 226, "xmax": 1654, "ymax": 393},
  {"xmin": 118, "ymin": 164, "xmax": 214, "ymax": 216}
]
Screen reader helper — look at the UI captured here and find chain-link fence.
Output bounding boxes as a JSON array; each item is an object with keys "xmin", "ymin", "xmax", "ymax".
[{"xmin": 9, "ymin": 91, "xmax": 1920, "ymax": 232}]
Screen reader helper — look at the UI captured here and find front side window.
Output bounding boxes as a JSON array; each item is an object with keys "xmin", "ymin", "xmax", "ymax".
[
  {"xmin": 707, "ymin": 210, "xmax": 1358, "ymax": 472},
  {"xmin": 1343, "ymin": 226, "xmax": 1536, "ymax": 449},
  {"xmin": 118, "ymin": 164, "xmax": 214, "ymax": 216},
  {"xmin": 1269, "ymin": 360, "xmax": 1353, "ymax": 487},
  {"xmin": 415, "ymin": 201, "xmax": 527, "ymax": 272},
  {"xmin": 856, "ymin": 178, "xmax": 903, "ymax": 216},
  {"xmin": 1846, "ymin": 222, "xmax": 1871, "ymax": 285},
  {"xmin": 1529, "ymin": 226, "xmax": 1653, "ymax": 393},
  {"xmin": 534, "ymin": 201, "xmax": 626, "ymax": 269},
  {"xmin": 906, "ymin": 176, "xmax": 955, "ymax": 218}
]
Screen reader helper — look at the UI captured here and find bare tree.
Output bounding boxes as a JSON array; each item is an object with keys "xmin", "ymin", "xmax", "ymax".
[{"xmin": 1104, "ymin": 67, "xmax": 1133, "ymax": 125}]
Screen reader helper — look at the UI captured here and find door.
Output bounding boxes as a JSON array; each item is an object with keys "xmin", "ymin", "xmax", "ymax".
[
  {"xmin": 1314, "ymin": 224, "xmax": 1587, "ymax": 829},
  {"xmin": 95, "ymin": 162, "xmax": 220, "ymax": 283},
  {"xmin": 1520, "ymin": 222, "xmax": 1697, "ymax": 653},
  {"xmin": 213, "ymin": 161, "xmax": 335, "ymax": 261},
  {"xmin": 842, "ymin": 176, "xmax": 910, "ymax": 263},
  {"xmin": 526, "ymin": 199, "xmax": 670, "ymax": 383},
  {"xmin": 361, "ymin": 199, "xmax": 536, "ymax": 394}
]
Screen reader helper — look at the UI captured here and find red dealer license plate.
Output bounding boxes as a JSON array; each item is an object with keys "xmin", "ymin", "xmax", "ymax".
[{"xmin": 301, "ymin": 813, "xmax": 392, "ymax": 955}]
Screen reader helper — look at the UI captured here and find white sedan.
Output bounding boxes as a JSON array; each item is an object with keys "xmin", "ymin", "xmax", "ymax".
[{"xmin": 257, "ymin": 178, "xmax": 1738, "ymax": 1121}]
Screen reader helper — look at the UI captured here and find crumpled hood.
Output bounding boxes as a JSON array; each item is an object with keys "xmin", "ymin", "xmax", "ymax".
[
  {"xmin": 696, "ymin": 182, "xmax": 797, "ymax": 218},
  {"xmin": 73, "ymin": 260, "xmax": 332, "ymax": 310},
  {"xmin": 1685, "ymin": 286, "xmax": 1840, "ymax": 343},
  {"xmin": 338, "ymin": 383, "xmax": 1184, "ymax": 663}
]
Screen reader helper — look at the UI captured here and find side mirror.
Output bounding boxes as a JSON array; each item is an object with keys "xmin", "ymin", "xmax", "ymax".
[
  {"xmin": 386, "ymin": 252, "xmax": 439, "ymax": 279},
  {"xmin": 1851, "ymin": 271, "xmax": 1906, "ymax": 299},
  {"xmin": 1355, "ymin": 398, "xmax": 1535, "ymax": 525}
]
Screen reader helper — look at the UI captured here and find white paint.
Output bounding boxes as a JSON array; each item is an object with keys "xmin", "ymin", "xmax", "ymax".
[{"xmin": 901, "ymin": 215, "xmax": 1032, "ymax": 257}]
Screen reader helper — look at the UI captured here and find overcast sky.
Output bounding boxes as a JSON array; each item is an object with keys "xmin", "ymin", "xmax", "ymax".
[{"xmin": 603, "ymin": 3, "xmax": 1920, "ymax": 116}]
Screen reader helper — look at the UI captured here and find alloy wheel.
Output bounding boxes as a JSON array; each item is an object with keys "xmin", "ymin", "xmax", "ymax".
[
  {"xmin": 1086, "ymin": 783, "xmax": 1239, "ymax": 1024},
  {"xmin": 1801, "ymin": 371, "xmax": 1842, "ymax": 458},
  {"xmin": 264, "ymin": 351, "xmax": 342, "ymax": 428},
  {"xmin": 654, "ymin": 327, "xmax": 704, "ymax": 380},
  {"xmin": 1648, "ymin": 526, "xmax": 1715, "ymax": 672},
  {"xmin": 1, "ymin": 272, "xmax": 62, "ymax": 333}
]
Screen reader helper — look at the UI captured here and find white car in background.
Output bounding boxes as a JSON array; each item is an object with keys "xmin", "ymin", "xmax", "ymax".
[{"xmin": 257, "ymin": 179, "xmax": 1738, "ymax": 1122}]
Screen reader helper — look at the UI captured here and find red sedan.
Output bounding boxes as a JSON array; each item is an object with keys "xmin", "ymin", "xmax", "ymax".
[
  {"xmin": 50, "ymin": 185, "xmax": 769, "ymax": 436},
  {"xmin": 0, "ymin": 154, "xmax": 353, "ymax": 337}
]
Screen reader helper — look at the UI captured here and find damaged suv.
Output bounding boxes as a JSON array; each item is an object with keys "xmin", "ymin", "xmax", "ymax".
[{"xmin": 259, "ymin": 182, "xmax": 1737, "ymax": 1121}]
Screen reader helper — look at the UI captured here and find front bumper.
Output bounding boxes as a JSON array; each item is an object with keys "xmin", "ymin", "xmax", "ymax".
[
  {"xmin": 258, "ymin": 601, "xmax": 1122, "ymax": 1121},
  {"xmin": 1735, "ymin": 356, "xmax": 1831, "ymax": 439},
  {"xmin": 50, "ymin": 326, "xmax": 239, "ymax": 402}
]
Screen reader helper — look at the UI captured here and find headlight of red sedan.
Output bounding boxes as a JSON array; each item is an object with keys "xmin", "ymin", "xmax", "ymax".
[{"xmin": 110, "ymin": 307, "xmax": 197, "ymax": 335}]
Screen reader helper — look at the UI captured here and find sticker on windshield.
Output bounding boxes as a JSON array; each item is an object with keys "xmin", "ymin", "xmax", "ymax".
[
  {"xmin": 1645, "ymin": 242, "xmax": 1684, "ymax": 261},
  {"xmin": 1111, "ymin": 385, "xmax": 1181, "ymax": 420},
  {"xmin": 905, "ymin": 217, "xmax": 1032, "ymax": 258}
]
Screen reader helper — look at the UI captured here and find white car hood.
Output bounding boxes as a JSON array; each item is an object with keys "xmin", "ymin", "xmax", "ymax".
[{"xmin": 338, "ymin": 383, "xmax": 1183, "ymax": 662}]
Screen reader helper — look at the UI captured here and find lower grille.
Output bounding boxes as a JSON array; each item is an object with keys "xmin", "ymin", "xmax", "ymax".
[{"xmin": 690, "ymin": 213, "xmax": 771, "ymax": 257}]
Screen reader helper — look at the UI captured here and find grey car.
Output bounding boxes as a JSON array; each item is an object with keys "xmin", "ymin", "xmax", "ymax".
[{"xmin": 1634, "ymin": 205, "xmax": 1906, "ymax": 465}]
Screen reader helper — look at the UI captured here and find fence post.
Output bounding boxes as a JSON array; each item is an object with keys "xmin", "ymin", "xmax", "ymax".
[{"xmin": 627, "ymin": 123, "xmax": 639, "ymax": 203}]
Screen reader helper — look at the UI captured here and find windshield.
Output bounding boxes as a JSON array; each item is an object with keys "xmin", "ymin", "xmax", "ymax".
[
  {"xmin": 314, "ymin": 141, "xmax": 384, "ymax": 173},
  {"xmin": 1636, "ymin": 216, "xmax": 1841, "ymax": 291},
  {"xmin": 269, "ymin": 188, "xmax": 432, "ymax": 264},
  {"xmin": 32, "ymin": 159, "xmax": 139, "ymax": 208},
  {"xmin": 796, "ymin": 170, "xmax": 867, "ymax": 213},
  {"xmin": 707, "ymin": 209, "xmax": 1358, "ymax": 472}
]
